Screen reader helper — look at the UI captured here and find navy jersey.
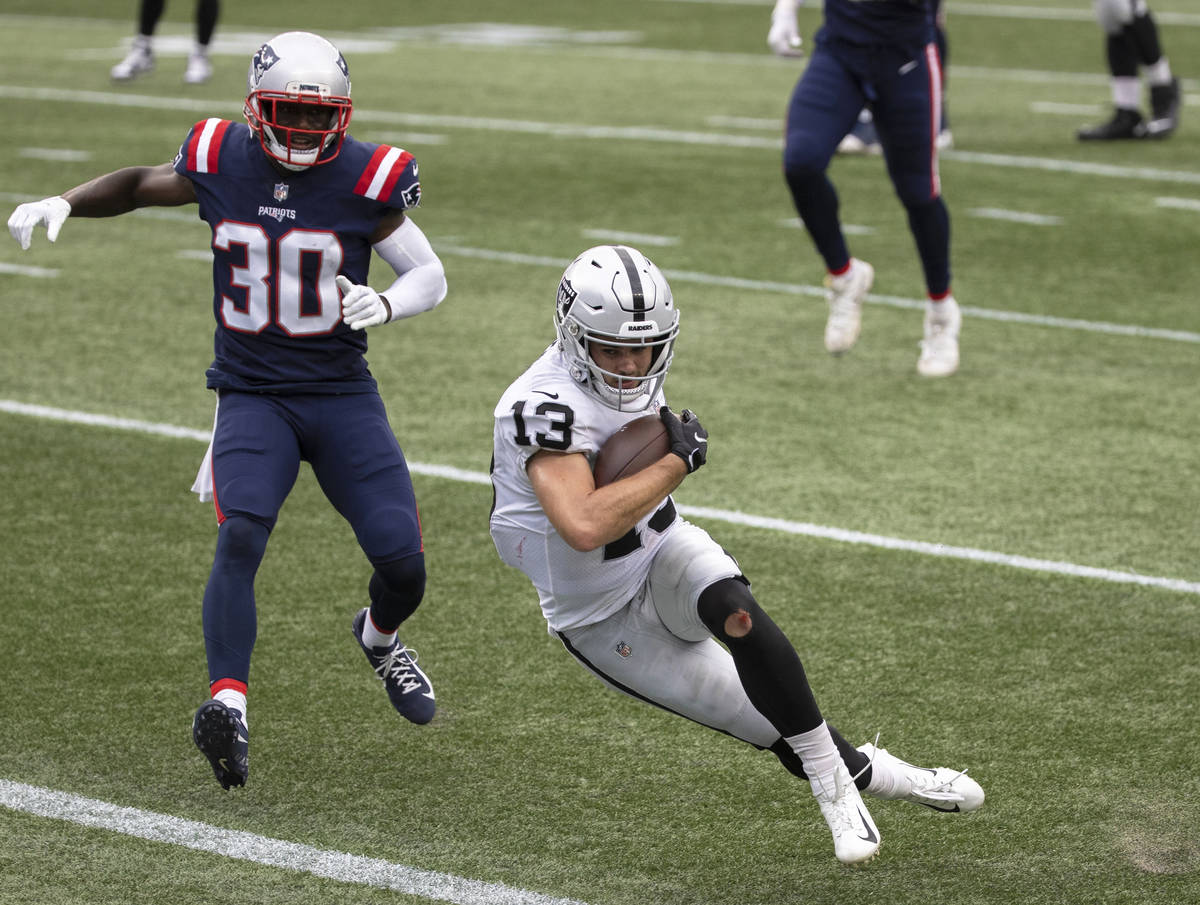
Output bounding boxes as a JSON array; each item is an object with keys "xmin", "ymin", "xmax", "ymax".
[
  {"xmin": 173, "ymin": 119, "xmax": 423, "ymax": 393},
  {"xmin": 819, "ymin": 0, "xmax": 936, "ymax": 47}
]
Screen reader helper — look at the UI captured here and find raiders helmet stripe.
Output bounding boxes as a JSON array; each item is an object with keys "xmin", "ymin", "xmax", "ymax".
[{"xmin": 612, "ymin": 246, "xmax": 646, "ymax": 319}]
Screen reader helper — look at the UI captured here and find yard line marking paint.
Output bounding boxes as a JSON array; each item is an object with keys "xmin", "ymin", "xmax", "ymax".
[
  {"xmin": 5, "ymin": 85, "xmax": 1200, "ymax": 185},
  {"xmin": 436, "ymin": 244, "xmax": 1200, "ymax": 344},
  {"xmin": 0, "ymin": 779, "xmax": 588, "ymax": 905},
  {"xmin": 967, "ymin": 207, "xmax": 1063, "ymax": 226},
  {"xmin": 3, "ymin": 399, "xmax": 1199, "ymax": 597}
]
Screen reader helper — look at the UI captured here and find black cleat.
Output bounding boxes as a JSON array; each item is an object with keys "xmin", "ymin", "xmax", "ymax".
[
  {"xmin": 352, "ymin": 608, "xmax": 436, "ymax": 724},
  {"xmin": 1147, "ymin": 78, "xmax": 1181, "ymax": 138},
  {"xmin": 192, "ymin": 700, "xmax": 249, "ymax": 790},
  {"xmin": 1077, "ymin": 107, "xmax": 1147, "ymax": 141}
]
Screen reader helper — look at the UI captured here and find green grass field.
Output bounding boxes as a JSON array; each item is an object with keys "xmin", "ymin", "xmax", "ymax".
[{"xmin": 2, "ymin": 3, "xmax": 1199, "ymax": 904}]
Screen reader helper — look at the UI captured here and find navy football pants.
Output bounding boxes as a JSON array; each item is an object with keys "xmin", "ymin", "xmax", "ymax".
[
  {"xmin": 201, "ymin": 390, "xmax": 424, "ymax": 686},
  {"xmin": 782, "ymin": 36, "xmax": 951, "ymax": 296}
]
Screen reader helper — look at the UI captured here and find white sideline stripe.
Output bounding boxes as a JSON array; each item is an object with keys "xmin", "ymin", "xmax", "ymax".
[
  {"xmin": 967, "ymin": 207, "xmax": 1063, "ymax": 226},
  {"xmin": 3, "ymin": 399, "xmax": 1199, "ymax": 597},
  {"xmin": 0, "ymin": 780, "xmax": 587, "ymax": 905},
  {"xmin": 19, "ymin": 147, "xmax": 92, "ymax": 162},
  {"xmin": 581, "ymin": 228, "xmax": 679, "ymax": 246},
  {"xmin": 7, "ymin": 84, "xmax": 1200, "ymax": 186},
  {"xmin": 1155, "ymin": 196, "xmax": 1200, "ymax": 212},
  {"xmin": 437, "ymin": 244, "xmax": 1200, "ymax": 344},
  {"xmin": 1031, "ymin": 101, "xmax": 1103, "ymax": 116},
  {"xmin": 0, "ymin": 262, "xmax": 59, "ymax": 278}
]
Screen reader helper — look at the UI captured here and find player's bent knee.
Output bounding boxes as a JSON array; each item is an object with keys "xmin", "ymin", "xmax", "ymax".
[
  {"xmin": 697, "ymin": 577, "xmax": 761, "ymax": 643},
  {"xmin": 215, "ymin": 515, "xmax": 271, "ymax": 565},
  {"xmin": 372, "ymin": 550, "xmax": 426, "ymax": 600}
]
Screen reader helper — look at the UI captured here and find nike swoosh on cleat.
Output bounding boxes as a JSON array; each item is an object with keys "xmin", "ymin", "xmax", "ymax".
[
  {"xmin": 855, "ymin": 808, "xmax": 879, "ymax": 842},
  {"xmin": 218, "ymin": 757, "xmax": 229, "ymax": 771}
]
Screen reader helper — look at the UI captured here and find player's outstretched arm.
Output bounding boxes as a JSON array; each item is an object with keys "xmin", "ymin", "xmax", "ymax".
[
  {"xmin": 340, "ymin": 213, "xmax": 448, "ymax": 330},
  {"xmin": 767, "ymin": 0, "xmax": 804, "ymax": 57},
  {"xmin": 8, "ymin": 163, "xmax": 196, "ymax": 250},
  {"xmin": 529, "ymin": 449, "xmax": 686, "ymax": 553}
]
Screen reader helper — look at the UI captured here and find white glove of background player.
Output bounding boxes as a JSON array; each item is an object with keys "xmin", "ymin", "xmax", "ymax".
[
  {"xmin": 8, "ymin": 196, "xmax": 71, "ymax": 250},
  {"xmin": 767, "ymin": 0, "xmax": 803, "ymax": 57},
  {"xmin": 337, "ymin": 274, "xmax": 390, "ymax": 330}
]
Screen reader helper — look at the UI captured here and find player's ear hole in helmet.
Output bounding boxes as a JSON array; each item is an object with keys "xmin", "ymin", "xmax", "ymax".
[
  {"xmin": 554, "ymin": 245, "xmax": 680, "ymax": 412},
  {"xmin": 243, "ymin": 31, "xmax": 353, "ymax": 171}
]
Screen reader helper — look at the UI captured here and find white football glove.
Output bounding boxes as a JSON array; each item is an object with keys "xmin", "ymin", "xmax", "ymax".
[
  {"xmin": 767, "ymin": 0, "xmax": 804, "ymax": 57},
  {"xmin": 8, "ymin": 196, "xmax": 71, "ymax": 250},
  {"xmin": 337, "ymin": 274, "xmax": 390, "ymax": 330}
]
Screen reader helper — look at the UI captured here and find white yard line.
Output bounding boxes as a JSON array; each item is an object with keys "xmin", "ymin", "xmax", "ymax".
[
  {"xmin": 967, "ymin": 207, "xmax": 1063, "ymax": 226},
  {"xmin": 3, "ymin": 398, "xmax": 1198, "ymax": 596},
  {"xmin": 6, "ymin": 83, "xmax": 1200, "ymax": 186},
  {"xmin": 0, "ymin": 779, "xmax": 587, "ymax": 905},
  {"xmin": 437, "ymin": 244, "xmax": 1200, "ymax": 344},
  {"xmin": 581, "ymin": 228, "xmax": 679, "ymax": 246}
]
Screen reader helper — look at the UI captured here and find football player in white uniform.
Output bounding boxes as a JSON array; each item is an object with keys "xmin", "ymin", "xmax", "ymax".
[{"xmin": 489, "ymin": 245, "xmax": 985, "ymax": 865}]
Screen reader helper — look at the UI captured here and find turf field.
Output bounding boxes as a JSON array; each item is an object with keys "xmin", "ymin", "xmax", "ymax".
[{"xmin": 1, "ymin": 2, "xmax": 1198, "ymax": 903}]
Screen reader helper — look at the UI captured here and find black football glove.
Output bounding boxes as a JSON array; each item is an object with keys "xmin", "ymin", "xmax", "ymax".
[{"xmin": 660, "ymin": 406, "xmax": 708, "ymax": 474}]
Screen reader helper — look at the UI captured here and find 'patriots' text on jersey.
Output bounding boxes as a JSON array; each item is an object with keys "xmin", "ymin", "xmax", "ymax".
[{"xmin": 174, "ymin": 118, "xmax": 423, "ymax": 392}]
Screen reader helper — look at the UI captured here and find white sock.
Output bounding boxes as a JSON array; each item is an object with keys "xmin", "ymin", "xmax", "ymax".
[
  {"xmin": 785, "ymin": 721, "xmax": 842, "ymax": 784},
  {"xmin": 214, "ymin": 688, "xmax": 247, "ymax": 728},
  {"xmin": 1147, "ymin": 58, "xmax": 1173, "ymax": 85},
  {"xmin": 192, "ymin": 42, "xmax": 209, "ymax": 59},
  {"xmin": 1113, "ymin": 77, "xmax": 1141, "ymax": 110},
  {"xmin": 361, "ymin": 611, "xmax": 397, "ymax": 649}
]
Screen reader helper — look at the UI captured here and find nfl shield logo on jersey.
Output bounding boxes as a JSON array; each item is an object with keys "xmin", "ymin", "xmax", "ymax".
[
  {"xmin": 614, "ymin": 641, "xmax": 632, "ymax": 659},
  {"xmin": 274, "ymin": 183, "xmax": 289, "ymax": 202}
]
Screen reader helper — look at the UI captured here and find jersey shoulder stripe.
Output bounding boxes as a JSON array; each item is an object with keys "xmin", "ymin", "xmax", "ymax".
[
  {"xmin": 185, "ymin": 118, "xmax": 233, "ymax": 174},
  {"xmin": 353, "ymin": 144, "xmax": 416, "ymax": 203}
]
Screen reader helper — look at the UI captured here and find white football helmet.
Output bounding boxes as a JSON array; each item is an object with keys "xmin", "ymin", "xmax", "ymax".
[
  {"xmin": 243, "ymin": 31, "xmax": 352, "ymax": 170},
  {"xmin": 554, "ymin": 245, "xmax": 679, "ymax": 412}
]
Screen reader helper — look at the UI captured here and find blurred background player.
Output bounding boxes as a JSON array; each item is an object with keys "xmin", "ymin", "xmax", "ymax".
[
  {"xmin": 11, "ymin": 31, "xmax": 446, "ymax": 790},
  {"xmin": 489, "ymin": 245, "xmax": 984, "ymax": 865},
  {"xmin": 111, "ymin": 0, "xmax": 221, "ymax": 85},
  {"xmin": 1078, "ymin": 0, "xmax": 1180, "ymax": 140},
  {"xmin": 768, "ymin": 0, "xmax": 961, "ymax": 377},
  {"xmin": 839, "ymin": 0, "xmax": 951, "ymax": 155}
]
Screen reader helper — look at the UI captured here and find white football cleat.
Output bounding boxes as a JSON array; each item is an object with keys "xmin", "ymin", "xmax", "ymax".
[
  {"xmin": 184, "ymin": 51, "xmax": 213, "ymax": 85},
  {"xmin": 810, "ymin": 763, "xmax": 881, "ymax": 865},
  {"xmin": 858, "ymin": 742, "xmax": 985, "ymax": 812},
  {"xmin": 823, "ymin": 258, "xmax": 874, "ymax": 354},
  {"xmin": 917, "ymin": 295, "xmax": 961, "ymax": 377},
  {"xmin": 111, "ymin": 40, "xmax": 154, "ymax": 81}
]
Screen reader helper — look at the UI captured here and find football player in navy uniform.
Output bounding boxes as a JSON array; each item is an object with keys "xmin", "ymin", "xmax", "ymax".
[
  {"xmin": 9, "ymin": 32, "xmax": 446, "ymax": 790},
  {"xmin": 768, "ymin": 0, "xmax": 961, "ymax": 377},
  {"xmin": 1078, "ymin": 0, "xmax": 1180, "ymax": 140},
  {"xmin": 489, "ymin": 246, "xmax": 984, "ymax": 865}
]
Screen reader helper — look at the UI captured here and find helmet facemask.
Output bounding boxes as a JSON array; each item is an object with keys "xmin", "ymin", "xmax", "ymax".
[
  {"xmin": 243, "ymin": 32, "xmax": 353, "ymax": 171},
  {"xmin": 554, "ymin": 246, "xmax": 680, "ymax": 412}
]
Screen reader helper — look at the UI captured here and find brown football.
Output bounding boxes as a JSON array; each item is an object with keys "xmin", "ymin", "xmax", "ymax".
[{"xmin": 593, "ymin": 414, "xmax": 671, "ymax": 488}]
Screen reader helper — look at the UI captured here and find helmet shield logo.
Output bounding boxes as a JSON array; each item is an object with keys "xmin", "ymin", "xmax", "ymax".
[
  {"xmin": 556, "ymin": 277, "xmax": 577, "ymax": 318},
  {"xmin": 251, "ymin": 44, "xmax": 279, "ymax": 85}
]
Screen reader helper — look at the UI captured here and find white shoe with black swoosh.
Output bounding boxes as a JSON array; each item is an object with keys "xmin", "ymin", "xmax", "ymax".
[
  {"xmin": 858, "ymin": 742, "xmax": 985, "ymax": 812},
  {"xmin": 809, "ymin": 762, "xmax": 881, "ymax": 865}
]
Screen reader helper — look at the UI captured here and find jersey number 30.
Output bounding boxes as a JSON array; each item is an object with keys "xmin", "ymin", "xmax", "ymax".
[{"xmin": 214, "ymin": 222, "xmax": 344, "ymax": 336}]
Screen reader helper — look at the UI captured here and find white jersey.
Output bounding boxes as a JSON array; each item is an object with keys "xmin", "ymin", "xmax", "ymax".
[{"xmin": 490, "ymin": 343, "xmax": 676, "ymax": 632}]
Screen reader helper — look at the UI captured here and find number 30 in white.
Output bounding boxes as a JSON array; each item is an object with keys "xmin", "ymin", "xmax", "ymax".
[{"xmin": 213, "ymin": 222, "xmax": 345, "ymax": 336}]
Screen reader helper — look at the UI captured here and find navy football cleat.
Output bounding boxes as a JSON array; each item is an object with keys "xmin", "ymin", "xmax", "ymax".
[
  {"xmin": 352, "ymin": 608, "xmax": 436, "ymax": 724},
  {"xmin": 192, "ymin": 699, "xmax": 249, "ymax": 790}
]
